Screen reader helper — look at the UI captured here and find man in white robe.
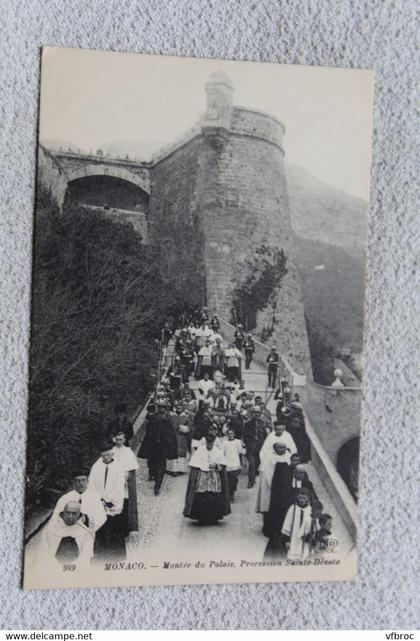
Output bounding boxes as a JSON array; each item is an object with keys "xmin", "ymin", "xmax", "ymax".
[
  {"xmin": 281, "ymin": 487, "xmax": 314, "ymax": 560},
  {"xmin": 255, "ymin": 442, "xmax": 291, "ymax": 513},
  {"xmin": 222, "ymin": 428, "xmax": 244, "ymax": 501},
  {"xmin": 197, "ymin": 371, "xmax": 215, "ymax": 400},
  {"xmin": 194, "ymin": 323, "xmax": 211, "ymax": 353},
  {"xmin": 166, "ymin": 406, "xmax": 191, "ymax": 475},
  {"xmin": 208, "ymin": 330, "xmax": 223, "ymax": 345},
  {"xmin": 260, "ymin": 421, "xmax": 297, "ymax": 462},
  {"xmin": 40, "ymin": 501, "xmax": 94, "ymax": 566},
  {"xmin": 52, "ymin": 472, "xmax": 106, "ymax": 533},
  {"xmin": 224, "ymin": 343, "xmax": 242, "ymax": 381}
]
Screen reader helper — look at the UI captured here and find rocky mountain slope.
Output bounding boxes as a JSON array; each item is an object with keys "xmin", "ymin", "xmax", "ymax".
[{"xmin": 285, "ymin": 162, "xmax": 368, "ymax": 375}]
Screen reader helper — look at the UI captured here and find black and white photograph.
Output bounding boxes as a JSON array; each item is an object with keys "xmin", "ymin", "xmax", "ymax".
[{"xmin": 23, "ymin": 47, "xmax": 374, "ymax": 589}]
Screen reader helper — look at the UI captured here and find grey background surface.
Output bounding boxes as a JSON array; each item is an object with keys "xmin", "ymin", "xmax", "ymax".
[{"xmin": 0, "ymin": 0, "xmax": 418, "ymax": 630}]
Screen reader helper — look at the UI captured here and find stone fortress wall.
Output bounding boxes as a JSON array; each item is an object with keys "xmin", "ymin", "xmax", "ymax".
[
  {"xmin": 187, "ymin": 72, "xmax": 312, "ymax": 377},
  {"xmin": 149, "ymin": 137, "xmax": 207, "ymax": 311},
  {"xmin": 39, "ymin": 72, "xmax": 315, "ymax": 377}
]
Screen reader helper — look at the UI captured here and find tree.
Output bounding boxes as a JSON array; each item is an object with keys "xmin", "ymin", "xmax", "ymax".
[
  {"xmin": 231, "ymin": 245, "xmax": 288, "ymax": 332},
  {"xmin": 26, "ymin": 193, "xmax": 183, "ymax": 509}
]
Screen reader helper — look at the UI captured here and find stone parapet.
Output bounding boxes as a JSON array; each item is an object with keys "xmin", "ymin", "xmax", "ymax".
[
  {"xmin": 302, "ymin": 381, "xmax": 362, "ymax": 464},
  {"xmin": 231, "ymin": 107, "xmax": 285, "ymax": 153}
]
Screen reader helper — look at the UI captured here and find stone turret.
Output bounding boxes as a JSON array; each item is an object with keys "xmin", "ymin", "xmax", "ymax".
[
  {"xmin": 204, "ymin": 71, "xmax": 234, "ymax": 130},
  {"xmin": 150, "ymin": 72, "xmax": 313, "ymax": 377}
]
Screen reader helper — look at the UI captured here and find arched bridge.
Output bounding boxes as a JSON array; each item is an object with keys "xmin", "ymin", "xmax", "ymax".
[{"xmin": 38, "ymin": 145, "xmax": 151, "ymax": 209}]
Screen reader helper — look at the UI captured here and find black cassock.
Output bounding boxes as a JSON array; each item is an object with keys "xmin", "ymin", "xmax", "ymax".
[
  {"xmin": 137, "ymin": 412, "xmax": 177, "ymax": 461},
  {"xmin": 287, "ymin": 409, "xmax": 311, "ymax": 463},
  {"xmin": 94, "ymin": 514, "xmax": 126, "ymax": 561},
  {"xmin": 183, "ymin": 467, "xmax": 231, "ymax": 525},
  {"xmin": 138, "ymin": 411, "xmax": 178, "ymax": 489},
  {"xmin": 263, "ymin": 462, "xmax": 292, "ymax": 557}
]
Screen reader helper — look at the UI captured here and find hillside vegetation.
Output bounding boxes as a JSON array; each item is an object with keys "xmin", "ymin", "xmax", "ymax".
[
  {"xmin": 27, "ymin": 191, "xmax": 183, "ymax": 510},
  {"xmin": 285, "ymin": 162, "xmax": 368, "ymax": 383}
]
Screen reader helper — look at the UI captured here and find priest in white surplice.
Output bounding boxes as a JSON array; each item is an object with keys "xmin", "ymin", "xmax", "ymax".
[
  {"xmin": 112, "ymin": 431, "xmax": 139, "ymax": 536},
  {"xmin": 113, "ymin": 432, "xmax": 139, "ymax": 474},
  {"xmin": 259, "ymin": 421, "xmax": 297, "ymax": 463},
  {"xmin": 89, "ymin": 445, "xmax": 125, "ymax": 516},
  {"xmin": 89, "ymin": 444, "xmax": 127, "ymax": 560},
  {"xmin": 52, "ymin": 472, "xmax": 106, "ymax": 533},
  {"xmin": 281, "ymin": 487, "xmax": 314, "ymax": 560}
]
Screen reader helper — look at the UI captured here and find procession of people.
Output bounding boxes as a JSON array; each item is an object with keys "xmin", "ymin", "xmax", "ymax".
[{"xmin": 36, "ymin": 306, "xmax": 333, "ymax": 569}]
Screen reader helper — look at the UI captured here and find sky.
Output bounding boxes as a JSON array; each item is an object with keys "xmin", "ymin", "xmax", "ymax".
[{"xmin": 39, "ymin": 47, "xmax": 374, "ymax": 200}]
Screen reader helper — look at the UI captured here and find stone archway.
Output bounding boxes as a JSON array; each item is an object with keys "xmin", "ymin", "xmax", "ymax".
[
  {"xmin": 65, "ymin": 164, "xmax": 150, "ymax": 195},
  {"xmin": 64, "ymin": 174, "xmax": 149, "ymax": 212},
  {"xmin": 336, "ymin": 436, "xmax": 359, "ymax": 502},
  {"xmin": 63, "ymin": 173, "xmax": 150, "ymax": 240}
]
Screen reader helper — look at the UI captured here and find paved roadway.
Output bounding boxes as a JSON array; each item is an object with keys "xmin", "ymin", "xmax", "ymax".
[
  {"xmin": 24, "ymin": 345, "xmax": 353, "ymax": 567},
  {"xmin": 128, "ymin": 359, "xmax": 353, "ymax": 564}
]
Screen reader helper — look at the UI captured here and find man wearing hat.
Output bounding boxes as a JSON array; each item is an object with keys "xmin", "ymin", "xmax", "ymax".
[
  {"xmin": 211, "ymin": 336, "xmax": 225, "ymax": 373},
  {"xmin": 234, "ymin": 323, "xmax": 245, "ymax": 351},
  {"xmin": 197, "ymin": 337, "xmax": 213, "ymax": 379},
  {"xmin": 180, "ymin": 340, "xmax": 196, "ymax": 380},
  {"xmin": 244, "ymin": 333, "xmax": 255, "ymax": 370},
  {"xmin": 243, "ymin": 405, "xmax": 267, "ymax": 488},
  {"xmin": 106, "ymin": 403, "xmax": 133, "ymax": 442},
  {"xmin": 191, "ymin": 402, "xmax": 213, "ymax": 450},
  {"xmin": 266, "ymin": 345, "xmax": 280, "ymax": 388},
  {"xmin": 229, "ymin": 407, "xmax": 245, "ymax": 440},
  {"xmin": 168, "ymin": 354, "xmax": 184, "ymax": 398},
  {"xmin": 258, "ymin": 401, "xmax": 273, "ymax": 431},
  {"xmin": 161, "ymin": 321, "xmax": 173, "ymax": 348},
  {"xmin": 224, "ymin": 342, "xmax": 242, "ymax": 382},
  {"xmin": 137, "ymin": 400, "xmax": 177, "ymax": 495},
  {"xmin": 210, "ymin": 314, "xmax": 220, "ymax": 332}
]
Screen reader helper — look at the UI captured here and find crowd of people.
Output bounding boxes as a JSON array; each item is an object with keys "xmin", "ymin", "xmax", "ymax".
[
  {"xmin": 36, "ymin": 307, "xmax": 333, "ymax": 569},
  {"xmin": 161, "ymin": 309, "xmax": 283, "ymax": 386},
  {"xmin": 141, "ymin": 308, "xmax": 333, "ymax": 560}
]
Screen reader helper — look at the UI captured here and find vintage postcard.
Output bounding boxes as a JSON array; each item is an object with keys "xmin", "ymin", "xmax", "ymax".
[{"xmin": 23, "ymin": 47, "xmax": 374, "ymax": 589}]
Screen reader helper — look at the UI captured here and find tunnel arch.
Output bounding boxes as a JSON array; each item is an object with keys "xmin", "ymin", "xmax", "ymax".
[
  {"xmin": 64, "ymin": 174, "xmax": 149, "ymax": 213},
  {"xmin": 65, "ymin": 164, "xmax": 150, "ymax": 195},
  {"xmin": 336, "ymin": 436, "xmax": 359, "ymax": 502}
]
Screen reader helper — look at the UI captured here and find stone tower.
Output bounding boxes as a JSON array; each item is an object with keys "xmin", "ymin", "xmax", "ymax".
[
  {"xmin": 149, "ymin": 72, "xmax": 312, "ymax": 377},
  {"xmin": 199, "ymin": 72, "xmax": 312, "ymax": 377},
  {"xmin": 204, "ymin": 71, "xmax": 234, "ymax": 131}
]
